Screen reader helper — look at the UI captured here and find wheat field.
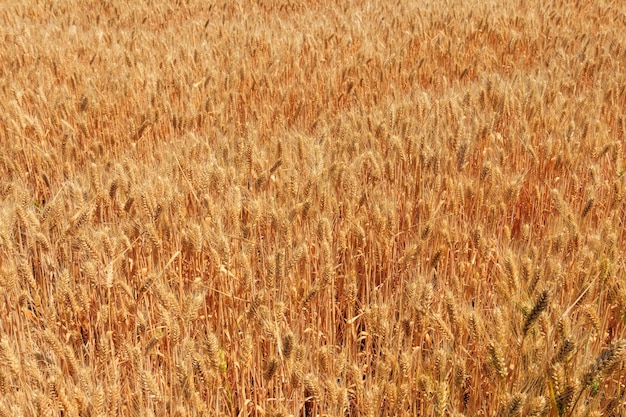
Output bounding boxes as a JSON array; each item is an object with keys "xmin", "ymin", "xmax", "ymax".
[{"xmin": 0, "ymin": 0, "xmax": 625, "ymax": 416}]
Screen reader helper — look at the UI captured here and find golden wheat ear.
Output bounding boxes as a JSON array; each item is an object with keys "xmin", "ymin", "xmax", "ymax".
[
  {"xmin": 581, "ymin": 339, "xmax": 626, "ymax": 389},
  {"xmin": 523, "ymin": 289, "xmax": 549, "ymax": 336}
]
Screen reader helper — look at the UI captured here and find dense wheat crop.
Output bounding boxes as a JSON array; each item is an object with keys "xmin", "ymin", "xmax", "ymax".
[{"xmin": 0, "ymin": 0, "xmax": 625, "ymax": 416}]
